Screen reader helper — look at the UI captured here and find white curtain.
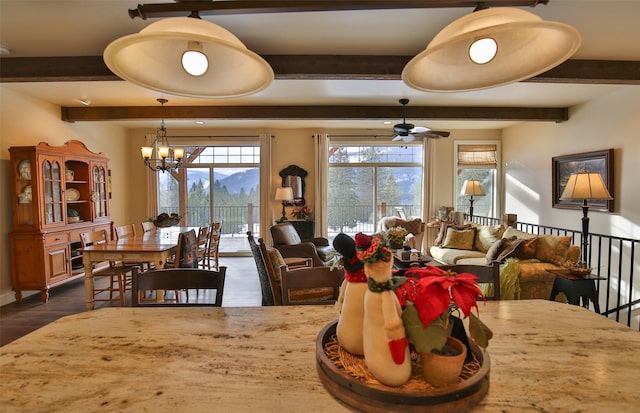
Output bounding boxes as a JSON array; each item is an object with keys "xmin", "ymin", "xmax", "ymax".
[
  {"xmin": 259, "ymin": 133, "xmax": 273, "ymax": 240},
  {"xmin": 313, "ymin": 133, "xmax": 329, "ymax": 237},
  {"xmin": 144, "ymin": 133, "xmax": 159, "ymax": 220},
  {"xmin": 422, "ymin": 139, "xmax": 436, "ymax": 252}
]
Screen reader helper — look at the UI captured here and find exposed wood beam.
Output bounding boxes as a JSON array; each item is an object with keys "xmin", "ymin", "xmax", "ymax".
[
  {"xmin": 127, "ymin": 0, "xmax": 549, "ymax": 19},
  {"xmin": 61, "ymin": 105, "xmax": 568, "ymax": 123},
  {"xmin": 2, "ymin": 56, "xmax": 639, "ymax": 84}
]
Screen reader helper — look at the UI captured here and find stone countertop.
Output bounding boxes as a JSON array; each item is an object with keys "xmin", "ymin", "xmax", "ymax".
[{"xmin": 1, "ymin": 301, "xmax": 639, "ymax": 412}]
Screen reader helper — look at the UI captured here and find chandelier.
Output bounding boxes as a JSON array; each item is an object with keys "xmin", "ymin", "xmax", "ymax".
[{"xmin": 140, "ymin": 98, "xmax": 184, "ymax": 173}]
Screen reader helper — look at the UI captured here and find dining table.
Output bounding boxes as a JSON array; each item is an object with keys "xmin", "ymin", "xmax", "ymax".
[
  {"xmin": 81, "ymin": 227, "xmax": 193, "ymax": 310},
  {"xmin": 1, "ymin": 300, "xmax": 639, "ymax": 412}
]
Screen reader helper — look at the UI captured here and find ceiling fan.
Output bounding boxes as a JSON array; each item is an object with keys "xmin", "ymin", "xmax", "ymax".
[{"xmin": 392, "ymin": 98, "xmax": 450, "ymax": 142}]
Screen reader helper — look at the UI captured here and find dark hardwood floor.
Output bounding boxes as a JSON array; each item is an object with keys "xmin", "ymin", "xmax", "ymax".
[{"xmin": 0, "ymin": 257, "xmax": 261, "ymax": 347}]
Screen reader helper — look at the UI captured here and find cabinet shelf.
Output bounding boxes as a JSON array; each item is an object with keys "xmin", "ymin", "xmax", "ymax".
[{"xmin": 9, "ymin": 140, "xmax": 112, "ymax": 303}]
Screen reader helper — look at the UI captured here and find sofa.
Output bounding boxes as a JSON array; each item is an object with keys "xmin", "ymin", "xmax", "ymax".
[{"xmin": 429, "ymin": 224, "xmax": 580, "ymax": 300}]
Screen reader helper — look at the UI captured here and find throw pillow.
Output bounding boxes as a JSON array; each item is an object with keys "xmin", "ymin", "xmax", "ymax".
[
  {"xmin": 441, "ymin": 227, "xmax": 476, "ymax": 250},
  {"xmin": 485, "ymin": 238, "xmax": 508, "ymax": 263},
  {"xmin": 435, "ymin": 223, "xmax": 472, "ymax": 246},
  {"xmin": 267, "ymin": 247, "xmax": 286, "ymax": 282},
  {"xmin": 475, "ymin": 225, "xmax": 506, "ymax": 253},
  {"xmin": 515, "ymin": 237, "xmax": 538, "ymax": 259},
  {"xmin": 496, "ymin": 236, "xmax": 538, "ymax": 262},
  {"xmin": 502, "ymin": 226, "xmax": 537, "ymax": 240},
  {"xmin": 534, "ymin": 235, "xmax": 572, "ymax": 266}
]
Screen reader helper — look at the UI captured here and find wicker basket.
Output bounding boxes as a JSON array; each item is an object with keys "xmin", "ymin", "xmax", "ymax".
[{"xmin": 316, "ymin": 320, "xmax": 490, "ymax": 412}]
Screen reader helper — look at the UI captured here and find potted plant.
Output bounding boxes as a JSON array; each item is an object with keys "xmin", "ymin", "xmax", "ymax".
[
  {"xmin": 395, "ymin": 266, "xmax": 493, "ymax": 387},
  {"xmin": 67, "ymin": 208, "xmax": 80, "ymax": 223},
  {"xmin": 385, "ymin": 226, "xmax": 408, "ymax": 249},
  {"xmin": 290, "ymin": 204, "xmax": 313, "ymax": 221}
]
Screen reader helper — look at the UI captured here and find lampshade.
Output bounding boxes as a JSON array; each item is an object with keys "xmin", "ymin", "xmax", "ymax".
[
  {"xmin": 104, "ymin": 17, "xmax": 274, "ymax": 98},
  {"xmin": 461, "ymin": 180, "xmax": 485, "ymax": 196},
  {"xmin": 402, "ymin": 7, "xmax": 581, "ymax": 92},
  {"xmin": 275, "ymin": 187, "xmax": 294, "ymax": 202},
  {"xmin": 560, "ymin": 172, "xmax": 613, "ymax": 201}
]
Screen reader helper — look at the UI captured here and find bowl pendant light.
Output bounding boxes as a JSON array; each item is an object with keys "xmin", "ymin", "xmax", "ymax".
[
  {"xmin": 182, "ymin": 41, "xmax": 208, "ymax": 76},
  {"xmin": 104, "ymin": 17, "xmax": 273, "ymax": 98},
  {"xmin": 469, "ymin": 37, "xmax": 497, "ymax": 64},
  {"xmin": 402, "ymin": 7, "xmax": 581, "ymax": 92}
]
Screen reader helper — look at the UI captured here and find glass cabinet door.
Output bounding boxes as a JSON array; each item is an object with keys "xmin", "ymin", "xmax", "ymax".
[
  {"xmin": 43, "ymin": 159, "xmax": 64, "ymax": 225},
  {"xmin": 15, "ymin": 158, "xmax": 35, "ymax": 227},
  {"xmin": 93, "ymin": 164, "xmax": 108, "ymax": 219}
]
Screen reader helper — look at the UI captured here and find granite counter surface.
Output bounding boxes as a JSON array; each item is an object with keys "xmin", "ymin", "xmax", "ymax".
[{"xmin": 1, "ymin": 301, "xmax": 639, "ymax": 412}]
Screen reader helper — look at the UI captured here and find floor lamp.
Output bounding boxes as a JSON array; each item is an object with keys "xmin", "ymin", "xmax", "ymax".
[
  {"xmin": 560, "ymin": 171, "xmax": 613, "ymax": 264},
  {"xmin": 275, "ymin": 187, "xmax": 294, "ymax": 223},
  {"xmin": 460, "ymin": 180, "xmax": 485, "ymax": 217}
]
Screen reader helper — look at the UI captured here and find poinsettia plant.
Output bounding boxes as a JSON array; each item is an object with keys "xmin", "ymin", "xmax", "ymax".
[
  {"xmin": 395, "ymin": 266, "xmax": 493, "ymax": 354},
  {"xmin": 290, "ymin": 204, "xmax": 312, "ymax": 220}
]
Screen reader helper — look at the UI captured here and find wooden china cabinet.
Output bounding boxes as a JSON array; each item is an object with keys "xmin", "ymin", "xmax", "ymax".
[{"xmin": 9, "ymin": 140, "xmax": 112, "ymax": 303}]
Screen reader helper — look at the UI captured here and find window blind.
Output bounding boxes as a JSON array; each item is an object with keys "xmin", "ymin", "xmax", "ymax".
[{"xmin": 457, "ymin": 144, "xmax": 497, "ymax": 167}]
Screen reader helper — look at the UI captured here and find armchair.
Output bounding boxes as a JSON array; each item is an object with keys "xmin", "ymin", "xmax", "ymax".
[
  {"xmin": 378, "ymin": 216, "xmax": 426, "ymax": 252},
  {"xmin": 247, "ymin": 231, "xmax": 343, "ymax": 306},
  {"xmin": 269, "ymin": 222, "xmax": 334, "ymax": 266}
]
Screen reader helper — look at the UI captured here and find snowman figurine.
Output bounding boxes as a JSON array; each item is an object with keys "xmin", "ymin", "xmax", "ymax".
[
  {"xmin": 355, "ymin": 233, "xmax": 411, "ymax": 387},
  {"xmin": 333, "ymin": 233, "xmax": 367, "ymax": 355}
]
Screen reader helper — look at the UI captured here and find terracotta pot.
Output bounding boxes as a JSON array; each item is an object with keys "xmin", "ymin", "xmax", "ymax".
[{"xmin": 420, "ymin": 336, "xmax": 467, "ymax": 387}]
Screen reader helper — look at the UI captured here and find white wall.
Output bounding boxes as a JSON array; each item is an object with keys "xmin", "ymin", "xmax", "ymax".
[{"xmin": 502, "ymin": 85, "xmax": 640, "ymax": 240}]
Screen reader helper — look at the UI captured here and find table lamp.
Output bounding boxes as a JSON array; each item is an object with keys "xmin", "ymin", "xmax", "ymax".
[
  {"xmin": 460, "ymin": 180, "xmax": 485, "ymax": 217},
  {"xmin": 275, "ymin": 187, "xmax": 294, "ymax": 222},
  {"xmin": 560, "ymin": 171, "xmax": 613, "ymax": 264}
]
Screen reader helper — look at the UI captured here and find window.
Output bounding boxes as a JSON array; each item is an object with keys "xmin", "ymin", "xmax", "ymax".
[
  {"xmin": 454, "ymin": 142, "xmax": 500, "ymax": 218},
  {"xmin": 327, "ymin": 142, "xmax": 423, "ymax": 235},
  {"xmin": 157, "ymin": 143, "xmax": 260, "ymax": 253}
]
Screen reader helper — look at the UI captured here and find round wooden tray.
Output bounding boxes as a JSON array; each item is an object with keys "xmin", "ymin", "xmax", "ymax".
[{"xmin": 316, "ymin": 320, "xmax": 490, "ymax": 413}]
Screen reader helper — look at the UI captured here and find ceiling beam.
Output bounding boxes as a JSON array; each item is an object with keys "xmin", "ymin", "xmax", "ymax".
[
  {"xmin": 2, "ymin": 56, "xmax": 639, "ymax": 84},
  {"xmin": 127, "ymin": 0, "xmax": 548, "ymax": 19},
  {"xmin": 61, "ymin": 105, "xmax": 568, "ymax": 123}
]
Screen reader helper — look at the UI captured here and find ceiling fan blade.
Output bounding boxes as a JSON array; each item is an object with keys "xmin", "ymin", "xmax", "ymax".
[
  {"xmin": 392, "ymin": 135, "xmax": 404, "ymax": 141},
  {"xmin": 410, "ymin": 126, "xmax": 431, "ymax": 134},
  {"xmin": 430, "ymin": 130, "xmax": 451, "ymax": 138}
]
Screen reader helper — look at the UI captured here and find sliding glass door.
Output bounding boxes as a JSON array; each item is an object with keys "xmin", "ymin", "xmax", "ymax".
[{"xmin": 157, "ymin": 145, "xmax": 260, "ymax": 254}]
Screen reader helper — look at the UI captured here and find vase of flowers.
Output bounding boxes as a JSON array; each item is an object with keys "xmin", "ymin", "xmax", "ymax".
[
  {"xmin": 395, "ymin": 266, "xmax": 493, "ymax": 387},
  {"xmin": 386, "ymin": 226, "xmax": 408, "ymax": 249},
  {"xmin": 290, "ymin": 205, "xmax": 313, "ymax": 220}
]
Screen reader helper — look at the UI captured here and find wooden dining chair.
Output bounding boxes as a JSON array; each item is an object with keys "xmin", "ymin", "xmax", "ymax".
[
  {"xmin": 160, "ymin": 229, "xmax": 198, "ymax": 302},
  {"xmin": 280, "ymin": 263, "xmax": 345, "ymax": 306},
  {"xmin": 114, "ymin": 223, "xmax": 136, "ymax": 239},
  {"xmin": 141, "ymin": 221, "xmax": 156, "ymax": 233},
  {"xmin": 204, "ymin": 221, "xmax": 222, "ymax": 270},
  {"xmin": 196, "ymin": 225, "xmax": 212, "ymax": 269},
  {"xmin": 437, "ymin": 261, "xmax": 501, "ymax": 300},
  {"xmin": 256, "ymin": 235, "xmax": 344, "ymax": 306},
  {"xmin": 115, "ymin": 223, "xmax": 153, "ymax": 272},
  {"xmin": 131, "ymin": 267, "xmax": 226, "ymax": 307},
  {"xmin": 79, "ymin": 229, "xmax": 137, "ymax": 307}
]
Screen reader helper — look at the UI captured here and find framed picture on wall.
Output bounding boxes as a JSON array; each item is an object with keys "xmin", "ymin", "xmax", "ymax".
[{"xmin": 552, "ymin": 149, "xmax": 613, "ymax": 212}]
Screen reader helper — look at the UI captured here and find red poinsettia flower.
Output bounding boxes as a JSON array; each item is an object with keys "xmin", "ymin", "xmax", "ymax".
[{"xmin": 404, "ymin": 266, "xmax": 483, "ymax": 328}]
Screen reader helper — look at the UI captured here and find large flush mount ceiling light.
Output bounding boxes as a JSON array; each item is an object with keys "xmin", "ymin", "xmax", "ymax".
[
  {"xmin": 402, "ymin": 7, "xmax": 581, "ymax": 92},
  {"xmin": 104, "ymin": 17, "xmax": 273, "ymax": 98}
]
